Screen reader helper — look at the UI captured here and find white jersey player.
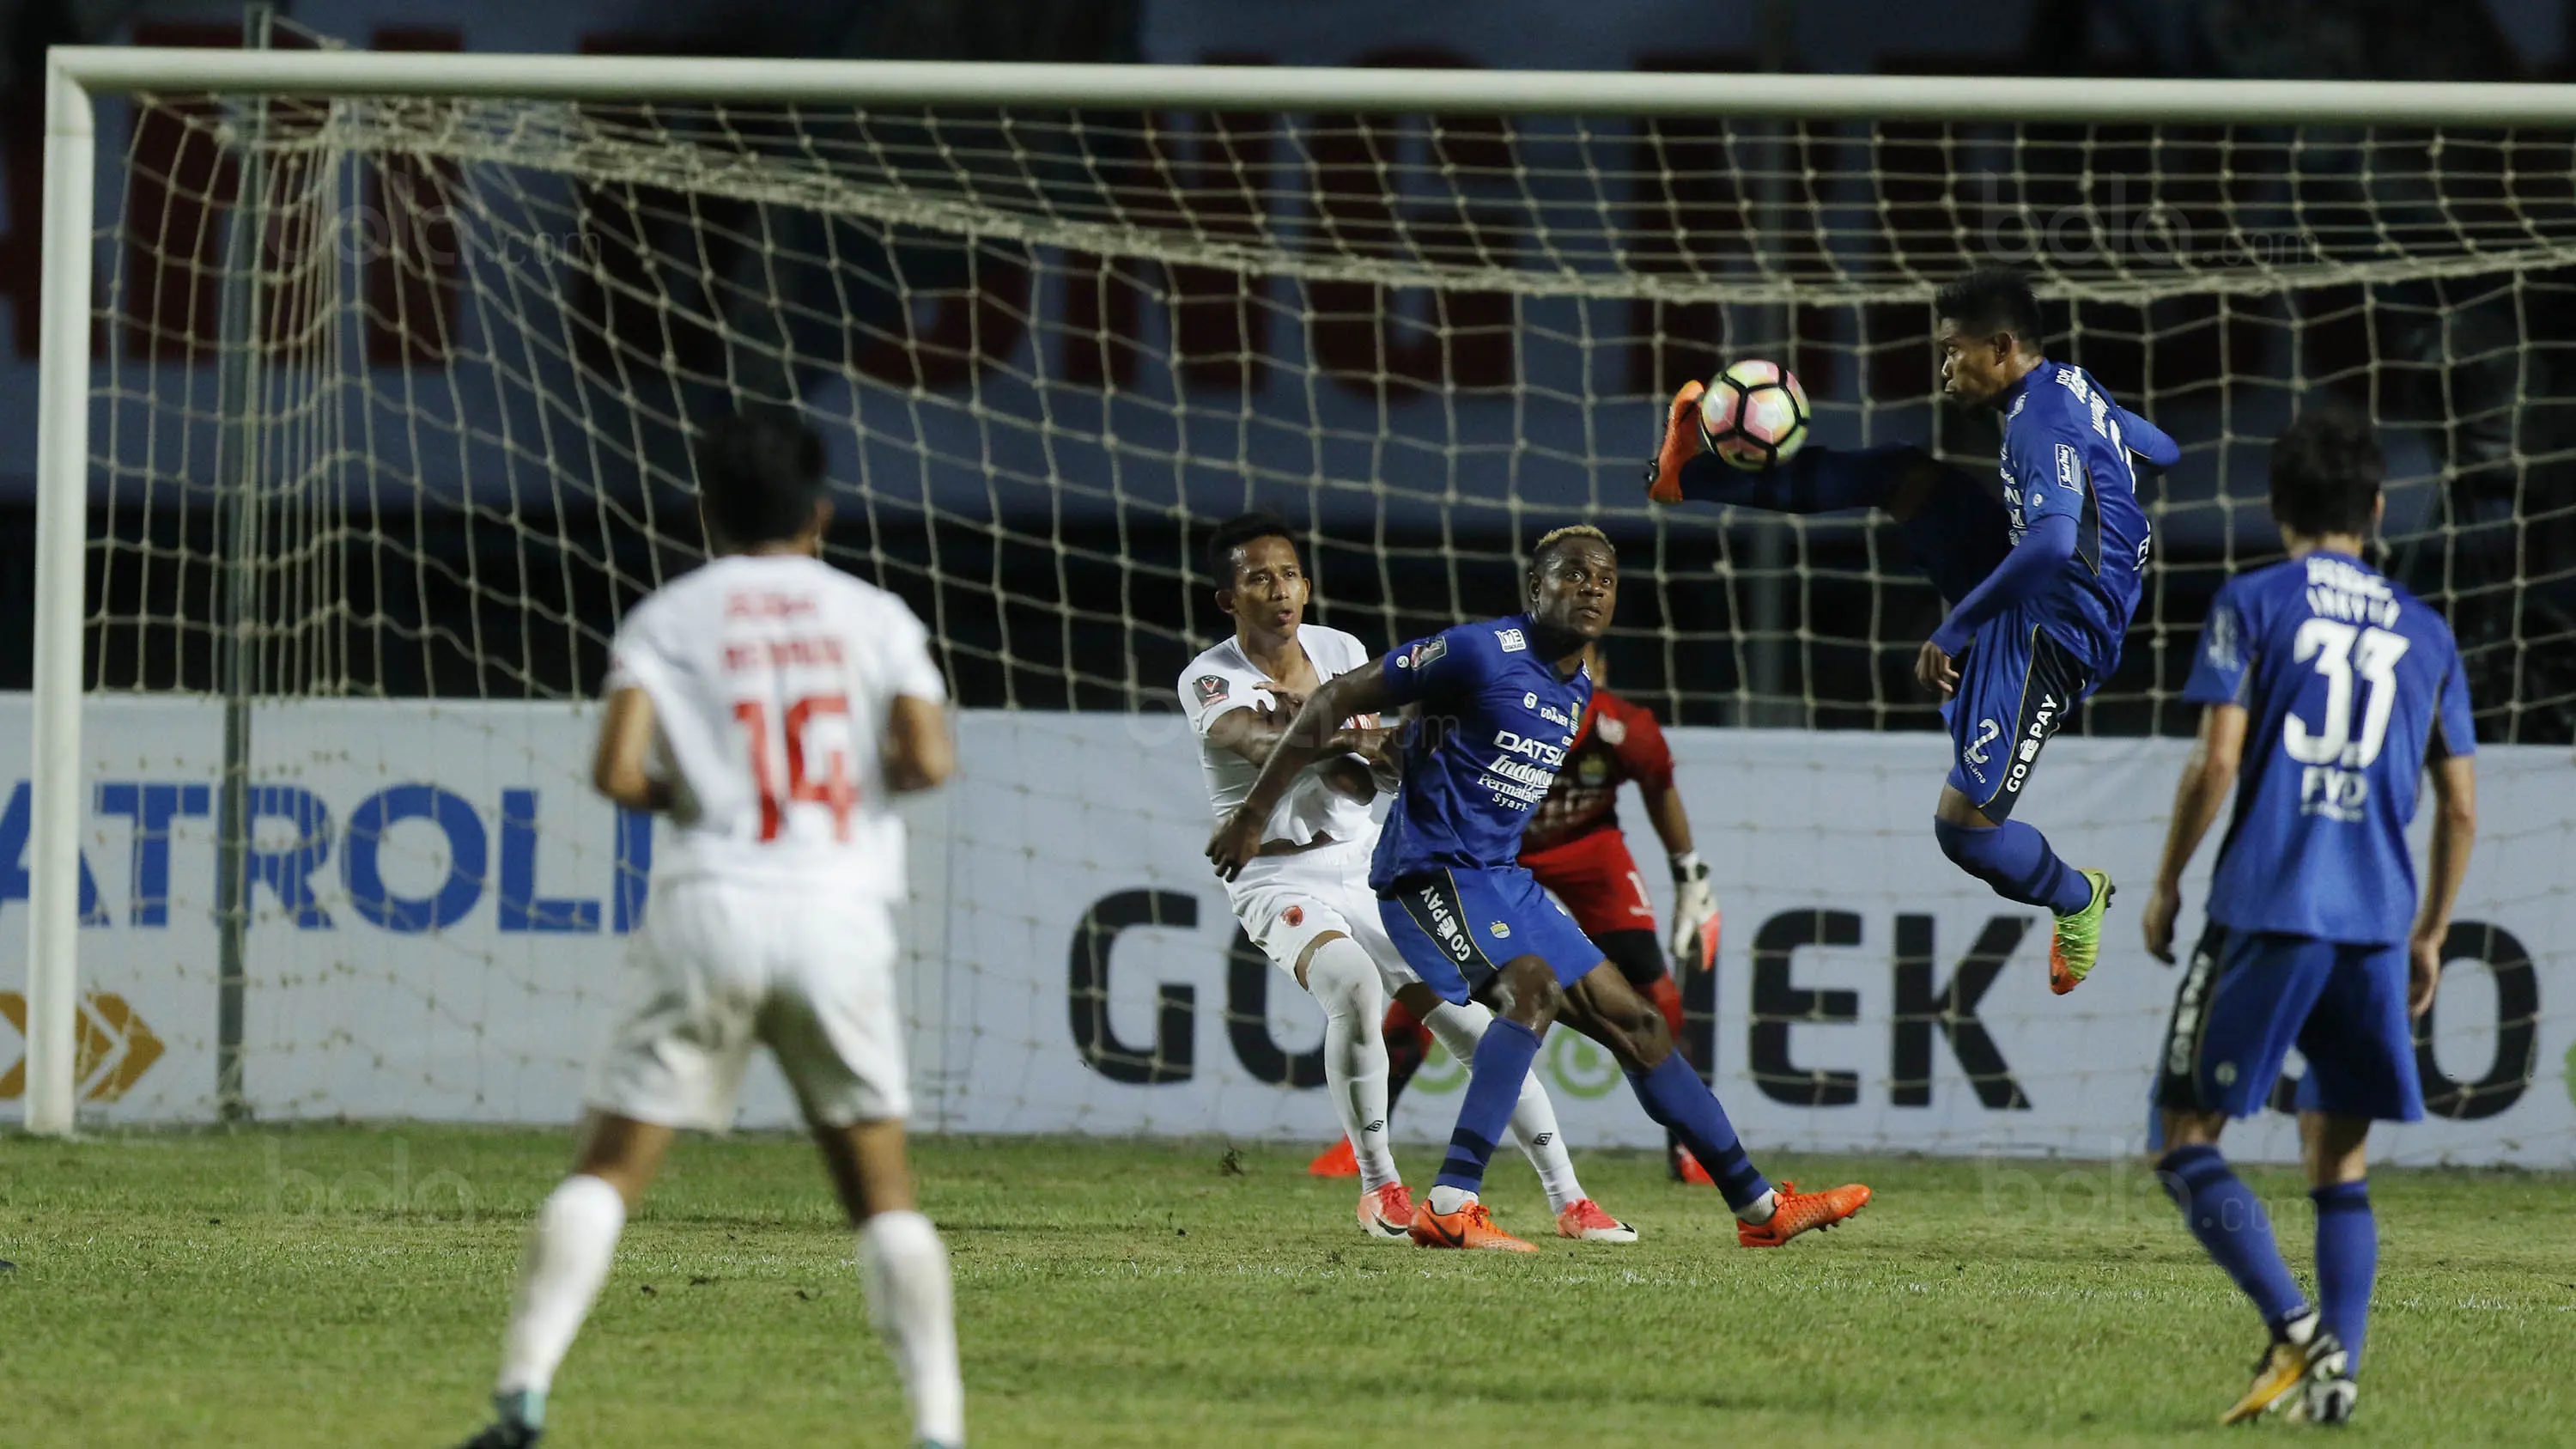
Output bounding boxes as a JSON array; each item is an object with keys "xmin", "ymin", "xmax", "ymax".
[
  {"xmin": 457, "ymin": 416, "xmax": 965, "ymax": 1449},
  {"xmin": 1183, "ymin": 513, "xmax": 1634, "ymax": 1244}
]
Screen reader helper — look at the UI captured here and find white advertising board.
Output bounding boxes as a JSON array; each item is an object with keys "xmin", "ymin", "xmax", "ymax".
[{"xmin": 5, "ymin": 697, "xmax": 2569, "ymax": 1166}]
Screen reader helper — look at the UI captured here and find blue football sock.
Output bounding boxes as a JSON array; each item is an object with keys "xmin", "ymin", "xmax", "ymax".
[
  {"xmin": 1676, "ymin": 443, "xmax": 1923, "ymax": 514},
  {"xmin": 1434, "ymin": 1016, "xmax": 1540, "ymax": 1196},
  {"xmin": 1628, "ymin": 1053, "xmax": 1771, "ymax": 1213},
  {"xmin": 1934, "ymin": 817, "xmax": 2093, "ymax": 916},
  {"xmin": 2158, "ymin": 1144, "xmax": 2312, "ymax": 1335},
  {"xmin": 2312, "ymin": 1180, "xmax": 2376, "ymax": 1373}
]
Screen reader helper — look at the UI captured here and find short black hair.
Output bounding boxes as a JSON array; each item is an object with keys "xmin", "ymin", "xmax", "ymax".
[
  {"xmin": 695, "ymin": 411, "xmax": 827, "ymax": 546},
  {"xmin": 1205, "ymin": 511, "xmax": 1299, "ymax": 586},
  {"xmin": 2269, "ymin": 407, "xmax": 2384, "ymax": 538},
  {"xmin": 1933, "ymin": 267, "xmax": 2045, "ymax": 350}
]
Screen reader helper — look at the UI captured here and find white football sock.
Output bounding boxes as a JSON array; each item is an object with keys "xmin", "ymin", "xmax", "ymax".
[
  {"xmin": 1425, "ymin": 1000, "xmax": 1585, "ymax": 1213},
  {"xmin": 1738, "ymin": 1189, "xmax": 1777, "ymax": 1226},
  {"xmin": 1426, "ymin": 1184, "xmax": 1478, "ymax": 1215},
  {"xmin": 860, "ymin": 1209, "xmax": 966, "ymax": 1448},
  {"xmin": 1302, "ymin": 937, "xmax": 1400, "ymax": 1194},
  {"xmin": 495, "ymin": 1173, "xmax": 627, "ymax": 1401}
]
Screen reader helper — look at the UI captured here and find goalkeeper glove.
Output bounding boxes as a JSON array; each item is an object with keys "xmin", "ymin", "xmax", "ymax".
[{"xmin": 1668, "ymin": 849, "xmax": 1720, "ymax": 973}]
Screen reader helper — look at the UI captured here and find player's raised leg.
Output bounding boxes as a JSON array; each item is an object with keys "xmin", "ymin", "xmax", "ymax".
[{"xmin": 459, "ymin": 1115, "xmax": 671, "ymax": 1447}]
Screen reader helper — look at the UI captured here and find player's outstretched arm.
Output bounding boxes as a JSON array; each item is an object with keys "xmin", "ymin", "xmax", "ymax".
[
  {"xmin": 1203, "ymin": 690, "xmax": 1391, "ymax": 771},
  {"xmin": 591, "ymin": 685, "xmax": 675, "ymax": 814},
  {"xmin": 2409, "ymin": 753, "xmax": 2478, "ymax": 1015},
  {"xmin": 1657, "ymin": 440, "xmax": 1942, "ymax": 516},
  {"xmin": 2140, "ymin": 703, "xmax": 2247, "ymax": 964},
  {"xmin": 1206, "ymin": 661, "xmax": 1394, "ymax": 880},
  {"xmin": 882, "ymin": 694, "xmax": 954, "ymax": 794}
]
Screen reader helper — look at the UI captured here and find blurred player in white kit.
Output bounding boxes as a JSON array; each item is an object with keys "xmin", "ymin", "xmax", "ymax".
[
  {"xmin": 1182, "ymin": 512, "xmax": 1633, "ymax": 1244},
  {"xmin": 453, "ymin": 414, "xmax": 965, "ymax": 1449}
]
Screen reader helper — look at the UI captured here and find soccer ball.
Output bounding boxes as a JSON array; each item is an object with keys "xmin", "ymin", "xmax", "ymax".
[{"xmin": 1697, "ymin": 359, "xmax": 1809, "ymax": 471}]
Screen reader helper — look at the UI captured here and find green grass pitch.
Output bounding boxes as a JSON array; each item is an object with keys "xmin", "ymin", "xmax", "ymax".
[{"xmin": 3, "ymin": 1125, "xmax": 2570, "ymax": 1446}]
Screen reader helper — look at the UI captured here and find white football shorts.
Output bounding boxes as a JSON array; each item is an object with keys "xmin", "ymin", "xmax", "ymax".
[
  {"xmin": 1228, "ymin": 837, "xmax": 1416, "ymax": 994},
  {"xmin": 586, "ymin": 874, "xmax": 910, "ymax": 1130}
]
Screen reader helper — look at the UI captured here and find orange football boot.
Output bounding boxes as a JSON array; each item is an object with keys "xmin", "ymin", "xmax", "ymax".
[
  {"xmin": 1410, "ymin": 1196, "xmax": 1537, "ymax": 1253},
  {"xmin": 1358, "ymin": 1182, "xmax": 1414, "ymax": 1240},
  {"xmin": 1736, "ymin": 1179, "xmax": 1872, "ymax": 1247},
  {"xmin": 1672, "ymin": 1146, "xmax": 1716, "ymax": 1187},
  {"xmin": 1555, "ymin": 1198, "xmax": 1639, "ymax": 1243},
  {"xmin": 1645, "ymin": 381, "xmax": 1707, "ymax": 504},
  {"xmin": 1308, "ymin": 1136, "xmax": 1360, "ymax": 1178}
]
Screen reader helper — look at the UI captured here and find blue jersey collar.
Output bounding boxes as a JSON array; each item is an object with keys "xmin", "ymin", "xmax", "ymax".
[{"xmin": 1998, "ymin": 357, "xmax": 2052, "ymax": 416}]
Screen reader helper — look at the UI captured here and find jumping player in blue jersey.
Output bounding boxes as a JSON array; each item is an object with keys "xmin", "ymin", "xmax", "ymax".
[
  {"xmin": 1207, "ymin": 525, "xmax": 1871, "ymax": 1252},
  {"xmin": 2136, "ymin": 409, "xmax": 2477, "ymax": 1427},
  {"xmin": 1647, "ymin": 268, "xmax": 2162, "ymax": 995}
]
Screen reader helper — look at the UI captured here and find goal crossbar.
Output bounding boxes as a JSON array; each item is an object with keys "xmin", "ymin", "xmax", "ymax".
[{"xmin": 42, "ymin": 47, "xmax": 2576, "ymax": 123}]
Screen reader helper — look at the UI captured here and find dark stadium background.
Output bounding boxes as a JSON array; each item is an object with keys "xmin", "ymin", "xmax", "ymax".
[{"xmin": 1, "ymin": 0, "xmax": 2570, "ymax": 741}]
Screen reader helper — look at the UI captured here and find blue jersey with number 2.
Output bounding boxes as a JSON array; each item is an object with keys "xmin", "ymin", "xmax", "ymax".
[
  {"xmin": 1996, "ymin": 359, "xmax": 2152, "ymax": 676},
  {"xmin": 2184, "ymin": 551, "xmax": 2475, "ymax": 945},
  {"xmin": 1369, "ymin": 614, "xmax": 1593, "ymax": 891}
]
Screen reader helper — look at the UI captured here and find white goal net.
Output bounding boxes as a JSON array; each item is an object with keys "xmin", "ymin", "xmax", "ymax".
[{"xmin": 24, "ymin": 51, "xmax": 2575, "ymax": 1163}]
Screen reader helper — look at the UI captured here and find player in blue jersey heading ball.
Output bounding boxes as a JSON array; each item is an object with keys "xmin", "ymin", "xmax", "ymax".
[
  {"xmin": 1648, "ymin": 268, "xmax": 2166, "ymax": 995},
  {"xmin": 1209, "ymin": 525, "xmax": 1870, "ymax": 1252},
  {"xmin": 2138, "ymin": 407, "xmax": 2477, "ymax": 1427}
]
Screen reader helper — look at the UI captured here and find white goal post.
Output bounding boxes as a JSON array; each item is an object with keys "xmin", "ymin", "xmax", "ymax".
[{"xmin": 25, "ymin": 48, "xmax": 2576, "ymax": 1138}]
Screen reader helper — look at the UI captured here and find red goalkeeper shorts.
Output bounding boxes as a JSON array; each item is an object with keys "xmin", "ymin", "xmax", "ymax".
[{"xmin": 1519, "ymin": 826, "xmax": 1659, "ymax": 942}]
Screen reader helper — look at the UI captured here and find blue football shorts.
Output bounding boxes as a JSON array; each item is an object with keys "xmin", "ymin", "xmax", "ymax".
[
  {"xmin": 1942, "ymin": 611, "xmax": 2091, "ymax": 824},
  {"xmin": 2154, "ymin": 923, "xmax": 2426, "ymax": 1123},
  {"xmin": 1378, "ymin": 865, "xmax": 1606, "ymax": 1006}
]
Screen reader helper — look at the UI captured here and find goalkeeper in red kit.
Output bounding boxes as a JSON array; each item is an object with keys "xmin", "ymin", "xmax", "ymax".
[{"xmin": 1309, "ymin": 643, "xmax": 1725, "ymax": 1184}]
